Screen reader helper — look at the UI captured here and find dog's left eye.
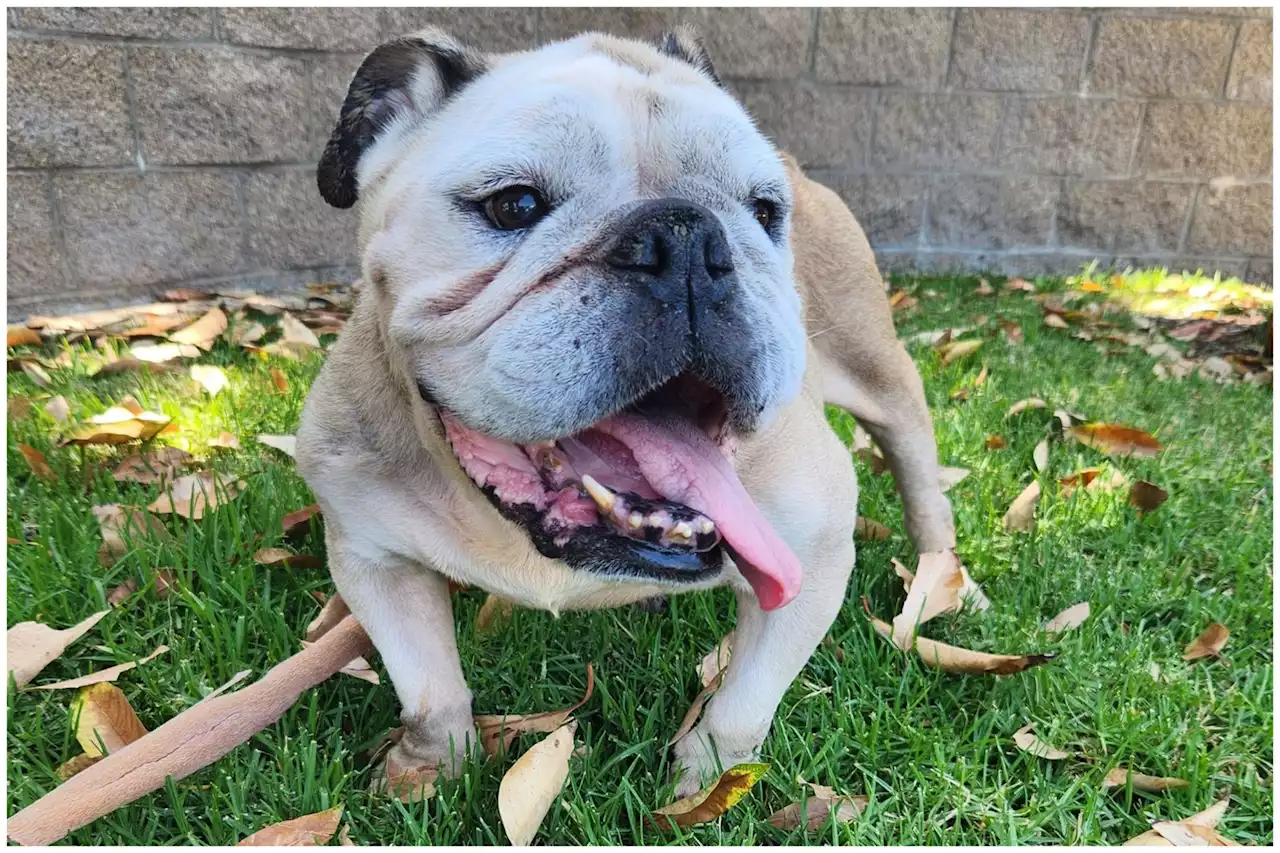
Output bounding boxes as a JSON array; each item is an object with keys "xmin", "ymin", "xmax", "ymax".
[
  {"xmin": 484, "ymin": 186, "xmax": 550, "ymax": 231},
  {"xmin": 751, "ymin": 198, "xmax": 777, "ymax": 231}
]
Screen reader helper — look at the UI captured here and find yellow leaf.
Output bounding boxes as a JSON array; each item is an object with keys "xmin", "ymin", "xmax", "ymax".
[
  {"xmin": 1183, "ymin": 623, "xmax": 1229, "ymax": 662},
  {"xmin": 498, "ymin": 722, "xmax": 577, "ymax": 845},
  {"xmin": 73, "ymin": 682, "xmax": 148, "ymax": 756},
  {"xmin": 6, "ymin": 611, "xmax": 110, "ymax": 687},
  {"xmin": 237, "ymin": 806, "xmax": 347, "ymax": 846},
  {"xmin": 653, "ymin": 762, "xmax": 769, "ymax": 829}
]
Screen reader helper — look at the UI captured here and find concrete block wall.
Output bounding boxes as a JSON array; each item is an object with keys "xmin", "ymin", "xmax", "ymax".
[{"xmin": 7, "ymin": 7, "xmax": 1273, "ymax": 319}]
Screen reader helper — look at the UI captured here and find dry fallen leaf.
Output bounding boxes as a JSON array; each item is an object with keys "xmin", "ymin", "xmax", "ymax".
[
  {"xmin": 1002, "ymin": 481, "xmax": 1041, "ymax": 533},
  {"xmin": 129, "ymin": 342, "xmax": 202, "ymax": 363},
  {"xmin": 237, "ymin": 806, "xmax": 347, "ymax": 846},
  {"xmin": 937, "ymin": 466, "xmax": 970, "ymax": 492},
  {"xmin": 1007, "ymin": 398, "xmax": 1048, "ymax": 416},
  {"xmin": 985, "ymin": 434, "xmax": 1007, "ymax": 450},
  {"xmin": 210, "ymin": 431, "xmax": 241, "ymax": 449},
  {"xmin": 1013, "ymin": 724, "xmax": 1071, "ymax": 760},
  {"xmin": 383, "ymin": 757, "xmax": 439, "ymax": 804},
  {"xmin": 31, "ymin": 645, "xmax": 168, "ymax": 691},
  {"xmin": 767, "ymin": 783, "xmax": 867, "ymax": 831},
  {"xmin": 92, "ymin": 504, "xmax": 173, "ymax": 566},
  {"xmin": 231, "ymin": 321, "xmax": 268, "ymax": 348},
  {"xmin": 43, "ymin": 395, "xmax": 70, "ymax": 423},
  {"xmin": 697, "ymin": 633, "xmax": 734, "ymax": 689},
  {"xmin": 18, "ymin": 443, "xmax": 55, "ymax": 481},
  {"xmin": 668, "ymin": 667, "xmax": 724, "ymax": 748},
  {"xmin": 891, "ymin": 550, "xmax": 966, "ymax": 649},
  {"xmin": 1044, "ymin": 313, "xmax": 1069, "ymax": 329},
  {"xmin": 654, "ymin": 762, "xmax": 769, "ymax": 830},
  {"xmin": 890, "ymin": 555, "xmax": 988, "ymax": 612},
  {"xmin": 148, "ymin": 471, "xmax": 244, "ymax": 520},
  {"xmin": 112, "ymin": 447, "xmax": 191, "ymax": 485},
  {"xmin": 280, "ymin": 312, "xmax": 322, "ymax": 349},
  {"xmin": 974, "ymin": 279, "xmax": 995, "ymax": 296},
  {"xmin": 7, "ymin": 611, "xmax": 110, "ymax": 688},
  {"xmin": 1103, "ymin": 767, "xmax": 1189, "ymax": 793},
  {"xmin": 269, "ymin": 367, "xmax": 290, "ymax": 393},
  {"xmin": 1043, "ymin": 602, "xmax": 1090, "ymax": 633},
  {"xmin": 62, "ymin": 404, "xmax": 173, "ymax": 446},
  {"xmin": 476, "ymin": 594, "xmax": 517, "ymax": 636},
  {"xmin": 476, "ymin": 664, "xmax": 595, "ymax": 757},
  {"xmin": 197, "ymin": 669, "xmax": 252, "ymax": 705},
  {"xmin": 938, "ymin": 339, "xmax": 983, "ymax": 366},
  {"xmin": 18, "ymin": 359, "xmax": 53, "ymax": 388},
  {"xmin": 299, "ymin": 639, "xmax": 379, "ymax": 684},
  {"xmin": 1005, "ymin": 277, "xmax": 1037, "ymax": 293},
  {"xmin": 107, "ymin": 578, "xmax": 141, "ymax": 607},
  {"xmin": 305, "ymin": 594, "xmax": 351, "ymax": 643},
  {"xmin": 55, "ymin": 752, "xmax": 103, "ymax": 783},
  {"xmin": 253, "ymin": 547, "xmax": 324, "ymax": 569},
  {"xmin": 257, "ymin": 434, "xmax": 297, "ymax": 458},
  {"xmin": 10, "ymin": 395, "xmax": 34, "ymax": 420},
  {"xmin": 1033, "ymin": 439, "xmax": 1050, "ymax": 472},
  {"xmin": 865, "ymin": 599, "xmax": 1051, "ymax": 676},
  {"xmin": 282, "ymin": 503, "xmax": 321, "ymax": 538},
  {"xmin": 498, "ymin": 721, "xmax": 577, "ymax": 846},
  {"xmin": 1182, "ymin": 623, "xmax": 1229, "ymax": 662},
  {"xmin": 73, "ymin": 682, "xmax": 149, "ymax": 756},
  {"xmin": 1068, "ymin": 423, "xmax": 1161, "ymax": 458},
  {"xmin": 1123, "ymin": 799, "xmax": 1235, "ymax": 846},
  {"xmin": 855, "ymin": 516, "xmax": 893, "ymax": 540},
  {"xmin": 190, "ymin": 364, "xmax": 229, "ymax": 396},
  {"xmin": 1129, "ymin": 481, "xmax": 1169, "ymax": 514},
  {"xmin": 169, "ymin": 306, "xmax": 228, "ymax": 350},
  {"xmin": 8, "ymin": 324, "xmax": 42, "ymax": 347}
]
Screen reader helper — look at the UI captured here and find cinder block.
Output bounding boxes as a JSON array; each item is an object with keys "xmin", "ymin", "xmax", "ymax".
[
  {"xmin": 541, "ymin": 8, "xmax": 812, "ymax": 78},
  {"xmin": 243, "ymin": 169, "xmax": 358, "ymax": 269},
  {"xmin": 1059, "ymin": 181, "xmax": 1194, "ymax": 254},
  {"xmin": 1000, "ymin": 98, "xmax": 1142, "ymax": 178},
  {"xmin": 1140, "ymin": 102, "xmax": 1271, "ymax": 179},
  {"xmin": 7, "ymin": 39, "xmax": 133, "ymax": 168},
  {"xmin": 816, "ymin": 172, "xmax": 927, "ymax": 247},
  {"xmin": 14, "ymin": 7, "xmax": 212, "ymax": 39},
  {"xmin": 1091, "ymin": 16, "xmax": 1234, "ymax": 98},
  {"xmin": 875, "ymin": 250, "xmax": 920, "ymax": 274},
  {"xmin": 950, "ymin": 9, "xmax": 1090, "ymax": 92},
  {"xmin": 1186, "ymin": 183, "xmax": 1272, "ymax": 255},
  {"xmin": 872, "ymin": 93, "xmax": 1003, "ymax": 170},
  {"xmin": 54, "ymin": 171, "xmax": 245, "ymax": 289},
  {"xmin": 131, "ymin": 47, "xmax": 310, "ymax": 165},
  {"xmin": 734, "ymin": 81, "xmax": 872, "ymax": 169},
  {"xmin": 927, "ymin": 175, "xmax": 1059, "ymax": 250},
  {"xmin": 1227, "ymin": 20, "xmax": 1272, "ymax": 100},
  {"xmin": 219, "ymin": 7, "xmax": 381, "ymax": 52},
  {"xmin": 383, "ymin": 8, "xmax": 537, "ymax": 52},
  {"xmin": 816, "ymin": 8, "xmax": 951, "ymax": 87},
  {"xmin": 7, "ymin": 173, "xmax": 65, "ymax": 300},
  {"xmin": 1246, "ymin": 257, "xmax": 1272, "ymax": 283}
]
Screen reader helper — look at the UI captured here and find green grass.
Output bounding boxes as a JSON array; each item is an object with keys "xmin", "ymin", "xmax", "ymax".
[{"xmin": 7, "ymin": 273, "xmax": 1273, "ymax": 845}]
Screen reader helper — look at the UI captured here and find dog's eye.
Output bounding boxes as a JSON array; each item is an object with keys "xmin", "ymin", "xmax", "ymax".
[
  {"xmin": 484, "ymin": 186, "xmax": 550, "ymax": 231},
  {"xmin": 751, "ymin": 198, "xmax": 777, "ymax": 231}
]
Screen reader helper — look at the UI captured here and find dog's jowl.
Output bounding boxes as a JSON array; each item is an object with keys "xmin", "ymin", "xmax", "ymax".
[{"xmin": 298, "ymin": 25, "xmax": 953, "ymax": 796}]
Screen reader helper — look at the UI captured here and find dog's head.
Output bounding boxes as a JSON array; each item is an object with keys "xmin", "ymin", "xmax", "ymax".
[{"xmin": 319, "ymin": 27, "xmax": 806, "ymax": 609}]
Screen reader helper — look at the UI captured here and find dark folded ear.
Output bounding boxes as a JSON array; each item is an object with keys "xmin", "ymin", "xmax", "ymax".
[
  {"xmin": 317, "ymin": 29, "xmax": 486, "ymax": 209},
  {"xmin": 655, "ymin": 25, "xmax": 721, "ymax": 87}
]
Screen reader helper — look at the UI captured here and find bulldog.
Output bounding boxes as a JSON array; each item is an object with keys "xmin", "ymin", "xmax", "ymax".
[{"xmin": 297, "ymin": 25, "xmax": 955, "ymax": 796}]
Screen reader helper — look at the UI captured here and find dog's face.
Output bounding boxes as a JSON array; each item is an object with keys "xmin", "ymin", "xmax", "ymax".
[{"xmin": 319, "ymin": 28, "xmax": 806, "ymax": 610}]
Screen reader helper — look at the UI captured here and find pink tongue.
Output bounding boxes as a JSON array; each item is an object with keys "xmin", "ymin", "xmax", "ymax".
[{"xmin": 592, "ymin": 414, "xmax": 803, "ymax": 610}]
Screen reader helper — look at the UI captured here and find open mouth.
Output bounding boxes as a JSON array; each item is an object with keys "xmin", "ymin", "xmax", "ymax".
[{"xmin": 439, "ymin": 372, "xmax": 802, "ymax": 610}]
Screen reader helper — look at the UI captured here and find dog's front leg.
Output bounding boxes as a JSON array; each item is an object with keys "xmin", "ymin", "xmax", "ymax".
[{"xmin": 327, "ymin": 535, "xmax": 477, "ymax": 782}]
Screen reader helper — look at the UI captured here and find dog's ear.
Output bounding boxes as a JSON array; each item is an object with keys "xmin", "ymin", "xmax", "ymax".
[
  {"xmin": 317, "ymin": 29, "xmax": 486, "ymax": 209},
  {"xmin": 655, "ymin": 25, "xmax": 721, "ymax": 87}
]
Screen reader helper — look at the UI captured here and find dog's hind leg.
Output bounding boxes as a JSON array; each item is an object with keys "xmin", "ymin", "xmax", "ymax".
[
  {"xmin": 327, "ymin": 532, "xmax": 478, "ymax": 785},
  {"xmin": 671, "ymin": 392, "xmax": 857, "ymax": 796}
]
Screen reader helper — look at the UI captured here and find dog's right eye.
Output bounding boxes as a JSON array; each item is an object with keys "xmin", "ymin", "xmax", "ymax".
[{"xmin": 484, "ymin": 186, "xmax": 550, "ymax": 231}]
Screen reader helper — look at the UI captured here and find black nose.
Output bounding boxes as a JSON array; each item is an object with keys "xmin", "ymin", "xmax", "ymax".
[{"xmin": 604, "ymin": 200, "xmax": 735, "ymax": 310}]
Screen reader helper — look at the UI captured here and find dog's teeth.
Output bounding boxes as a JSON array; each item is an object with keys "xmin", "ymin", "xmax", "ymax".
[
  {"xmin": 697, "ymin": 518, "xmax": 715, "ymax": 535},
  {"xmin": 672, "ymin": 521, "xmax": 693, "ymax": 541},
  {"xmin": 581, "ymin": 475, "xmax": 616, "ymax": 513},
  {"xmin": 647, "ymin": 512, "xmax": 666, "ymax": 528},
  {"xmin": 628, "ymin": 512, "xmax": 643, "ymax": 529}
]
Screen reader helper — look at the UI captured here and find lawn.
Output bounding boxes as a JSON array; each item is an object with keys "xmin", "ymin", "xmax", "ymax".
[{"xmin": 7, "ymin": 271, "xmax": 1273, "ymax": 845}]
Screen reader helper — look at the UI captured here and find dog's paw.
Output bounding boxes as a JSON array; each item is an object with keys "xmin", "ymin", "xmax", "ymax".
[
  {"xmin": 633, "ymin": 595, "xmax": 669, "ymax": 614},
  {"xmin": 670, "ymin": 729, "xmax": 762, "ymax": 799},
  {"xmin": 371, "ymin": 723, "xmax": 480, "ymax": 795}
]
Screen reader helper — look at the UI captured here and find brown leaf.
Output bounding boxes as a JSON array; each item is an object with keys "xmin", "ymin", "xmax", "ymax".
[
  {"xmin": 1182, "ymin": 623, "xmax": 1229, "ymax": 662},
  {"xmin": 697, "ymin": 633, "xmax": 734, "ymax": 688},
  {"xmin": 299, "ymin": 639, "xmax": 379, "ymax": 684},
  {"xmin": 92, "ymin": 504, "xmax": 173, "ymax": 566},
  {"xmin": 19, "ymin": 359, "xmax": 53, "ymax": 388},
  {"xmin": 129, "ymin": 342, "xmax": 202, "ymax": 363},
  {"xmin": 1007, "ymin": 397, "xmax": 1048, "ymax": 416},
  {"xmin": 1129, "ymin": 481, "xmax": 1169, "ymax": 514},
  {"xmin": 1103, "ymin": 767, "xmax": 1189, "ymax": 792},
  {"xmin": 653, "ymin": 762, "xmax": 769, "ymax": 830},
  {"xmin": 190, "ymin": 364, "xmax": 229, "ymax": 396},
  {"xmin": 974, "ymin": 280, "xmax": 994, "ymax": 296},
  {"xmin": 169, "ymin": 306, "xmax": 227, "ymax": 350},
  {"xmin": 498, "ymin": 721, "xmax": 577, "ymax": 845},
  {"xmin": 253, "ymin": 547, "xmax": 323, "ymax": 569},
  {"xmin": 1068, "ymin": 423, "xmax": 1161, "ymax": 458},
  {"xmin": 19, "ymin": 443, "xmax": 55, "ymax": 481},
  {"xmin": 1013, "ymin": 723, "xmax": 1071, "ymax": 760},
  {"xmin": 985, "ymin": 434, "xmax": 1007, "ymax": 450},
  {"xmin": 1005, "ymin": 277, "xmax": 1037, "ymax": 293},
  {"xmin": 384, "ymin": 759, "xmax": 438, "ymax": 804},
  {"xmin": 937, "ymin": 466, "xmax": 970, "ymax": 492},
  {"xmin": 237, "ymin": 806, "xmax": 346, "ymax": 846},
  {"xmin": 62, "ymin": 404, "xmax": 173, "ymax": 446},
  {"xmin": 475, "ymin": 594, "xmax": 517, "ymax": 636},
  {"xmin": 668, "ymin": 667, "xmax": 724, "ymax": 747},
  {"xmin": 864, "ymin": 598, "xmax": 1051, "ymax": 676},
  {"xmin": 1043, "ymin": 313, "xmax": 1069, "ymax": 329},
  {"xmin": 476, "ymin": 664, "xmax": 595, "ymax": 757},
  {"xmin": 999, "ymin": 318, "xmax": 1025, "ymax": 344},
  {"xmin": 93, "ymin": 358, "xmax": 184, "ymax": 377},
  {"xmin": 256, "ymin": 434, "xmax": 296, "ymax": 458},
  {"xmin": 147, "ymin": 471, "xmax": 244, "ymax": 520},
  {"xmin": 305, "ymin": 593, "xmax": 351, "ymax": 643},
  {"xmin": 1043, "ymin": 602, "xmax": 1090, "ymax": 633},
  {"xmin": 112, "ymin": 447, "xmax": 191, "ymax": 485},
  {"xmin": 31, "ymin": 645, "xmax": 168, "ymax": 691},
  {"xmin": 1124, "ymin": 800, "xmax": 1236, "ymax": 847},
  {"xmin": 282, "ymin": 504, "xmax": 321, "ymax": 538},
  {"xmin": 197, "ymin": 669, "xmax": 252, "ymax": 704},
  {"xmin": 154, "ymin": 569, "xmax": 177, "ymax": 600},
  {"xmin": 210, "ymin": 431, "xmax": 241, "ymax": 449},
  {"xmin": 231, "ymin": 321, "xmax": 268, "ymax": 347},
  {"xmin": 891, "ymin": 557, "xmax": 915, "ymax": 592},
  {"xmin": 55, "ymin": 753, "xmax": 103, "ymax": 783},
  {"xmin": 891, "ymin": 550, "xmax": 966, "ymax": 649},
  {"xmin": 73, "ymin": 682, "xmax": 148, "ymax": 756},
  {"xmin": 7, "ymin": 611, "xmax": 110, "ymax": 688},
  {"xmin": 938, "ymin": 339, "xmax": 983, "ymax": 366},
  {"xmin": 1002, "ymin": 481, "xmax": 1041, "ymax": 533},
  {"xmin": 269, "ymin": 367, "xmax": 290, "ymax": 393},
  {"xmin": 280, "ymin": 312, "xmax": 321, "ymax": 349},
  {"xmin": 107, "ymin": 578, "xmax": 140, "ymax": 607},
  {"xmin": 767, "ymin": 785, "xmax": 868, "ymax": 831},
  {"xmin": 854, "ymin": 516, "xmax": 893, "ymax": 540},
  {"xmin": 10, "ymin": 395, "xmax": 34, "ymax": 420},
  {"xmin": 8, "ymin": 324, "xmax": 42, "ymax": 347},
  {"xmin": 43, "ymin": 395, "xmax": 70, "ymax": 423},
  {"xmin": 1033, "ymin": 439, "xmax": 1050, "ymax": 473}
]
